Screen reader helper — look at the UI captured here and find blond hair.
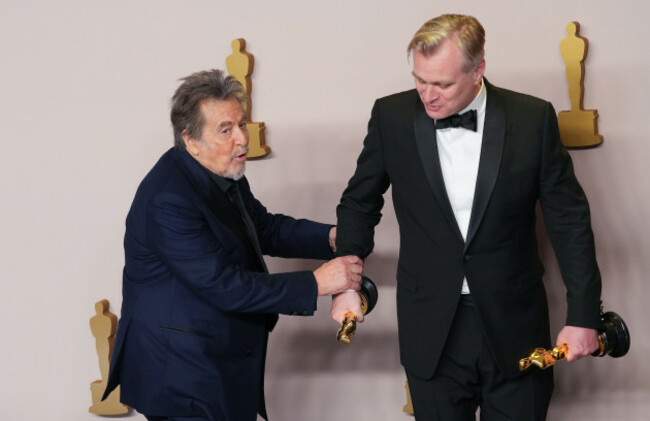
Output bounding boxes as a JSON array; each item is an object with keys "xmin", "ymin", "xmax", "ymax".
[{"xmin": 407, "ymin": 14, "xmax": 485, "ymax": 72}]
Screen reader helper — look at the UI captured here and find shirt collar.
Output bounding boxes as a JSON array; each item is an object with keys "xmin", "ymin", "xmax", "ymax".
[
  {"xmin": 459, "ymin": 78, "xmax": 487, "ymax": 115},
  {"xmin": 204, "ymin": 167, "xmax": 235, "ymax": 194}
]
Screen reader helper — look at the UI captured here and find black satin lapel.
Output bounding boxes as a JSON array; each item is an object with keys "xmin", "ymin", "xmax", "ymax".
[
  {"xmin": 413, "ymin": 100, "xmax": 464, "ymax": 241},
  {"xmin": 465, "ymin": 85, "xmax": 506, "ymax": 251}
]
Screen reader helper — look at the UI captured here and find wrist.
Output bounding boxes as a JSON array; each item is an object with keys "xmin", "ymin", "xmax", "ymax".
[{"xmin": 328, "ymin": 226, "xmax": 337, "ymax": 253}]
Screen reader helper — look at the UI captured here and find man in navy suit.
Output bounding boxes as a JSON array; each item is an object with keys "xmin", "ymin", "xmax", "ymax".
[
  {"xmin": 103, "ymin": 69, "xmax": 363, "ymax": 421},
  {"xmin": 332, "ymin": 14, "xmax": 603, "ymax": 420}
]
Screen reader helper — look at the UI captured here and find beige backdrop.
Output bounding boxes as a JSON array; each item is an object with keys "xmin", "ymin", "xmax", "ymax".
[{"xmin": 1, "ymin": 1, "xmax": 648, "ymax": 420}]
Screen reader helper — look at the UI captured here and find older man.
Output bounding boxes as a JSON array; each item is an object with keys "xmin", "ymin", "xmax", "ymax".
[
  {"xmin": 103, "ymin": 69, "xmax": 363, "ymax": 421},
  {"xmin": 333, "ymin": 14, "xmax": 602, "ymax": 420}
]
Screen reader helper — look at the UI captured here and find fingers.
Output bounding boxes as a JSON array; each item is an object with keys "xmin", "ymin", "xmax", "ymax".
[
  {"xmin": 556, "ymin": 326, "xmax": 599, "ymax": 362},
  {"xmin": 343, "ymin": 255, "xmax": 363, "ymax": 289},
  {"xmin": 331, "ymin": 291, "xmax": 364, "ymax": 324},
  {"xmin": 314, "ymin": 256, "xmax": 364, "ymax": 296}
]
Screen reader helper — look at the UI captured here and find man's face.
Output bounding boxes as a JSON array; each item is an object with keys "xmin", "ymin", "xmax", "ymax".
[
  {"xmin": 412, "ymin": 39, "xmax": 485, "ymax": 120},
  {"xmin": 184, "ymin": 98, "xmax": 249, "ymax": 180}
]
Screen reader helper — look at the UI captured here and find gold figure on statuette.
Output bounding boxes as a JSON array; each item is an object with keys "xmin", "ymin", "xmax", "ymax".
[
  {"xmin": 226, "ymin": 38, "xmax": 270, "ymax": 158},
  {"xmin": 558, "ymin": 22, "xmax": 604, "ymax": 148},
  {"xmin": 519, "ymin": 345, "xmax": 568, "ymax": 371},
  {"xmin": 89, "ymin": 299, "xmax": 130, "ymax": 415}
]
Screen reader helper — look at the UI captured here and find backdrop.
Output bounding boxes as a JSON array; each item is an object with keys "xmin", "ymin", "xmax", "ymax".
[{"xmin": 1, "ymin": 1, "xmax": 648, "ymax": 419}]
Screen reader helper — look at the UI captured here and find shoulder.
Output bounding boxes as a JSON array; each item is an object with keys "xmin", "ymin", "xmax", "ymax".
[
  {"xmin": 371, "ymin": 89, "xmax": 420, "ymax": 123},
  {"xmin": 375, "ymin": 89, "xmax": 419, "ymax": 109},
  {"xmin": 131, "ymin": 147, "xmax": 209, "ymax": 209},
  {"xmin": 486, "ymin": 81, "xmax": 553, "ymax": 114}
]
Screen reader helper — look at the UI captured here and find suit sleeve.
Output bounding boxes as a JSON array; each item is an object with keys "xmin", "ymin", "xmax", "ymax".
[
  {"xmin": 238, "ymin": 177, "xmax": 334, "ymax": 260},
  {"xmin": 336, "ymin": 101, "xmax": 391, "ymax": 258},
  {"xmin": 538, "ymin": 102, "xmax": 602, "ymax": 329},
  {"xmin": 145, "ymin": 191, "xmax": 318, "ymax": 315}
]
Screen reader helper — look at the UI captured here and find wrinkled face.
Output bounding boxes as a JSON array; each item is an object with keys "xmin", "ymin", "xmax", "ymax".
[
  {"xmin": 412, "ymin": 39, "xmax": 485, "ymax": 120},
  {"xmin": 184, "ymin": 98, "xmax": 249, "ymax": 180}
]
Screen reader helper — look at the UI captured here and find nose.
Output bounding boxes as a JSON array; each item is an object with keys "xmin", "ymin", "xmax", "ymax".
[
  {"xmin": 234, "ymin": 124, "xmax": 249, "ymax": 147},
  {"xmin": 422, "ymin": 85, "xmax": 439, "ymax": 103}
]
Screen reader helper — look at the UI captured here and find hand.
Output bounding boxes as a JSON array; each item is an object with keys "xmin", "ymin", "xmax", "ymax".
[
  {"xmin": 331, "ymin": 290, "xmax": 364, "ymax": 324},
  {"xmin": 555, "ymin": 325, "xmax": 600, "ymax": 362},
  {"xmin": 329, "ymin": 226, "xmax": 337, "ymax": 253},
  {"xmin": 313, "ymin": 255, "xmax": 363, "ymax": 296}
]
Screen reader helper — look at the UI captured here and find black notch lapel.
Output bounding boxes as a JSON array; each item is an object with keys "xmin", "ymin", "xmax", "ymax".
[
  {"xmin": 413, "ymin": 98, "xmax": 464, "ymax": 242},
  {"xmin": 464, "ymin": 82, "xmax": 506, "ymax": 252}
]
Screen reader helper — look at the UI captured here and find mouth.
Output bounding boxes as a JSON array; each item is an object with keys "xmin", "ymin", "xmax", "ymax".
[{"xmin": 234, "ymin": 151, "xmax": 248, "ymax": 162}]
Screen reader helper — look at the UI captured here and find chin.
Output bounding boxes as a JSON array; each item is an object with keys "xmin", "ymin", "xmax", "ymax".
[{"xmin": 224, "ymin": 165, "xmax": 246, "ymax": 181}]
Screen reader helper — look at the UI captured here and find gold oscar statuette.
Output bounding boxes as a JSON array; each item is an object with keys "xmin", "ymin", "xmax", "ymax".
[
  {"xmin": 519, "ymin": 310, "xmax": 630, "ymax": 371},
  {"xmin": 336, "ymin": 276, "xmax": 378, "ymax": 344}
]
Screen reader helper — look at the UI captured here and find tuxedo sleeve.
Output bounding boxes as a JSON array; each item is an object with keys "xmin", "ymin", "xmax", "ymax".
[
  {"xmin": 538, "ymin": 102, "xmax": 602, "ymax": 329},
  {"xmin": 336, "ymin": 100, "xmax": 391, "ymax": 259},
  {"xmin": 145, "ymin": 191, "xmax": 318, "ymax": 315}
]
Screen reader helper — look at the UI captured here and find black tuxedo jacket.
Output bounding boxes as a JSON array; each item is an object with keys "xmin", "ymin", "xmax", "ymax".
[
  {"xmin": 336, "ymin": 80, "xmax": 602, "ymax": 379},
  {"xmin": 103, "ymin": 147, "xmax": 332, "ymax": 420}
]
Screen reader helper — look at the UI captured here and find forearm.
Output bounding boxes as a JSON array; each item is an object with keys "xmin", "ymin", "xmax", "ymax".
[{"xmin": 538, "ymin": 102, "xmax": 602, "ymax": 328}]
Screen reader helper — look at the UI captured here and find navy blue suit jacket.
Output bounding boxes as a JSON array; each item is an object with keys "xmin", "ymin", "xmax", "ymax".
[{"xmin": 103, "ymin": 147, "xmax": 332, "ymax": 420}]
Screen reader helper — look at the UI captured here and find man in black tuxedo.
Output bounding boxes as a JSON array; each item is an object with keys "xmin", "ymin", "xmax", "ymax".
[
  {"xmin": 332, "ymin": 14, "xmax": 602, "ymax": 420},
  {"xmin": 102, "ymin": 69, "xmax": 363, "ymax": 421}
]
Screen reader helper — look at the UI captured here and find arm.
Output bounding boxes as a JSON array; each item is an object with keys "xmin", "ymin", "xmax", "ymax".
[
  {"xmin": 146, "ymin": 191, "xmax": 320, "ymax": 315},
  {"xmin": 331, "ymin": 101, "xmax": 391, "ymax": 322},
  {"xmin": 336, "ymin": 101, "xmax": 391, "ymax": 258},
  {"xmin": 238, "ymin": 176, "xmax": 334, "ymax": 260},
  {"xmin": 537, "ymin": 102, "xmax": 602, "ymax": 359}
]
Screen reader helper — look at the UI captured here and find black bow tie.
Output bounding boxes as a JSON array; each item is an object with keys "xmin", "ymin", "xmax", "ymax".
[{"xmin": 435, "ymin": 109, "xmax": 477, "ymax": 132}]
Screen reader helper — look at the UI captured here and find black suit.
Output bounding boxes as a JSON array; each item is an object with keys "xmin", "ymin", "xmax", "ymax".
[{"xmin": 336, "ymin": 81, "xmax": 602, "ymax": 413}]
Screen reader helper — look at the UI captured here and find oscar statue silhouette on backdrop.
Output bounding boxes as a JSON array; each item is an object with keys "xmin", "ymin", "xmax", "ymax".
[
  {"xmin": 89, "ymin": 299, "xmax": 130, "ymax": 415},
  {"xmin": 226, "ymin": 38, "xmax": 270, "ymax": 158},
  {"xmin": 557, "ymin": 21, "xmax": 604, "ymax": 148}
]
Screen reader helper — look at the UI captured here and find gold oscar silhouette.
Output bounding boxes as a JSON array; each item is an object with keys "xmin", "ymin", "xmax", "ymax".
[
  {"xmin": 226, "ymin": 38, "xmax": 270, "ymax": 158},
  {"xmin": 89, "ymin": 299, "xmax": 130, "ymax": 415},
  {"xmin": 403, "ymin": 381, "xmax": 415, "ymax": 415},
  {"xmin": 558, "ymin": 22, "xmax": 604, "ymax": 148}
]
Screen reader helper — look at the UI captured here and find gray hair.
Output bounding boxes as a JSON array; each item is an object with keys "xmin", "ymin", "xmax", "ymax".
[
  {"xmin": 170, "ymin": 69, "xmax": 247, "ymax": 148},
  {"xmin": 407, "ymin": 14, "xmax": 485, "ymax": 72}
]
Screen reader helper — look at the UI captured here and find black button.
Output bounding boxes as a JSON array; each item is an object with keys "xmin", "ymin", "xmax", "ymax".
[
  {"xmin": 245, "ymin": 348, "xmax": 253, "ymax": 356},
  {"xmin": 463, "ymin": 254, "xmax": 473, "ymax": 261}
]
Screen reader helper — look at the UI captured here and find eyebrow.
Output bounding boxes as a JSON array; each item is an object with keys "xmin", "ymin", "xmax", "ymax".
[
  {"xmin": 217, "ymin": 121, "xmax": 234, "ymax": 130},
  {"xmin": 217, "ymin": 117, "xmax": 247, "ymax": 130},
  {"xmin": 412, "ymin": 71, "xmax": 452, "ymax": 86}
]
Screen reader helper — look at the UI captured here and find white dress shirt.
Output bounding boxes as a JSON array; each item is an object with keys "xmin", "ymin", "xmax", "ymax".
[{"xmin": 435, "ymin": 80, "xmax": 487, "ymax": 294}]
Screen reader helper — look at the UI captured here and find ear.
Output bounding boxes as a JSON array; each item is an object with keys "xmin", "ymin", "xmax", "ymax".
[
  {"xmin": 474, "ymin": 58, "xmax": 486, "ymax": 84},
  {"xmin": 182, "ymin": 130, "xmax": 199, "ymax": 156}
]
